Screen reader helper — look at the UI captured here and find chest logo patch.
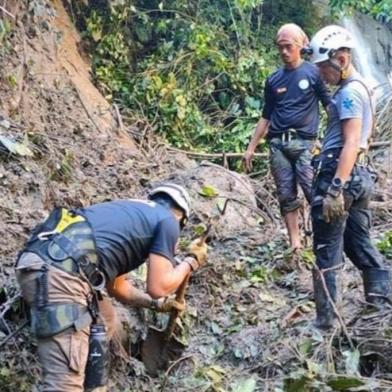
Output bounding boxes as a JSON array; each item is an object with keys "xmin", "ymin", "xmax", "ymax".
[
  {"xmin": 298, "ymin": 79, "xmax": 309, "ymax": 90},
  {"xmin": 343, "ymin": 98, "xmax": 354, "ymax": 110}
]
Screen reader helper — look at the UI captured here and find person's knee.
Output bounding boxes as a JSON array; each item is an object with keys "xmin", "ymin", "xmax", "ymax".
[
  {"xmin": 38, "ymin": 326, "xmax": 90, "ymax": 391},
  {"xmin": 344, "ymin": 239, "xmax": 384, "ymax": 269}
]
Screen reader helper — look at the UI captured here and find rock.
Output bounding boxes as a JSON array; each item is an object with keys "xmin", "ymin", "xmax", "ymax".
[
  {"xmin": 227, "ymin": 325, "xmax": 267, "ymax": 360},
  {"xmin": 348, "ymin": 13, "xmax": 392, "ymax": 85},
  {"xmin": 158, "ymin": 162, "xmax": 262, "ymax": 238}
]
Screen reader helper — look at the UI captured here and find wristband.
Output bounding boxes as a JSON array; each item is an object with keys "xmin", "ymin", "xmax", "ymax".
[
  {"xmin": 327, "ymin": 177, "xmax": 344, "ymax": 198},
  {"xmin": 183, "ymin": 256, "xmax": 198, "ymax": 271},
  {"xmin": 326, "ymin": 185, "xmax": 342, "ymax": 198},
  {"xmin": 186, "ymin": 253, "xmax": 199, "ymax": 262}
]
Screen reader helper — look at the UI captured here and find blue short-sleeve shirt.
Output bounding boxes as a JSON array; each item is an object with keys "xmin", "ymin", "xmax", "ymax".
[
  {"xmin": 76, "ymin": 200, "xmax": 180, "ymax": 281},
  {"xmin": 262, "ymin": 61, "xmax": 330, "ymax": 139}
]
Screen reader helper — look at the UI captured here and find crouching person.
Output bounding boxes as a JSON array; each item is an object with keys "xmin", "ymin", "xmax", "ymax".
[{"xmin": 15, "ymin": 183, "xmax": 207, "ymax": 391}]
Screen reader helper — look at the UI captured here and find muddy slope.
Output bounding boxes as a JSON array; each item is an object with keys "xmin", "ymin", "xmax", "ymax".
[{"xmin": 1, "ymin": 2, "xmax": 392, "ymax": 392}]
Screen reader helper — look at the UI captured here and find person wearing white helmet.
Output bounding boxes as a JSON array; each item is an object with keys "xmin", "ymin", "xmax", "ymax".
[
  {"xmin": 243, "ymin": 23, "xmax": 330, "ymax": 260},
  {"xmin": 307, "ymin": 25, "xmax": 390, "ymax": 329},
  {"xmin": 14, "ymin": 183, "xmax": 207, "ymax": 391}
]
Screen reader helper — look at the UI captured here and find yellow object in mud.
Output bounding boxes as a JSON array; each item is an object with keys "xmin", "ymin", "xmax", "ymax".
[{"xmin": 54, "ymin": 208, "xmax": 85, "ymax": 233}]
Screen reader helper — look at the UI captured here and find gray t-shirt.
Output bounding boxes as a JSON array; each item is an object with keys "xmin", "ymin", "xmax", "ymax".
[{"xmin": 322, "ymin": 73, "xmax": 374, "ymax": 152}]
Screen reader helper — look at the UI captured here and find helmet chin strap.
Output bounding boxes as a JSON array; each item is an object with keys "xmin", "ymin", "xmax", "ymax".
[{"xmin": 328, "ymin": 53, "xmax": 350, "ymax": 83}]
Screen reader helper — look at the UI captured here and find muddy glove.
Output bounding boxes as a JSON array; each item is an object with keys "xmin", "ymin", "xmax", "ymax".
[
  {"xmin": 322, "ymin": 190, "xmax": 345, "ymax": 223},
  {"xmin": 186, "ymin": 238, "xmax": 208, "ymax": 269},
  {"xmin": 151, "ymin": 296, "xmax": 185, "ymax": 313}
]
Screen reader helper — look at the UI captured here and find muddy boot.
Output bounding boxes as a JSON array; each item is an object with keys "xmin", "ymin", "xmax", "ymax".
[
  {"xmin": 363, "ymin": 268, "xmax": 391, "ymax": 309},
  {"xmin": 312, "ymin": 269, "xmax": 337, "ymax": 330}
]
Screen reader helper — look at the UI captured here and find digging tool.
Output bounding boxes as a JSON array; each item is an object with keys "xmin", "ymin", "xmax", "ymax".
[
  {"xmin": 141, "ymin": 273, "xmax": 190, "ymax": 376},
  {"xmin": 141, "ymin": 231, "xmax": 210, "ymax": 376}
]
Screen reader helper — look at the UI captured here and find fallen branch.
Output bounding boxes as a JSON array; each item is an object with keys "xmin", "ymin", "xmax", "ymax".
[
  {"xmin": 74, "ymin": 87, "xmax": 103, "ymax": 133},
  {"xmin": 160, "ymin": 354, "xmax": 194, "ymax": 392},
  {"xmin": 0, "ymin": 293, "xmax": 21, "ymax": 318},
  {"xmin": 315, "ymin": 264, "xmax": 354, "ymax": 350},
  {"xmin": 0, "ymin": 320, "xmax": 29, "ymax": 349},
  {"xmin": 168, "ymin": 140, "xmax": 391, "ymax": 161},
  {"xmin": 168, "ymin": 147, "xmax": 267, "ymax": 159},
  {"xmin": 199, "ymin": 161, "xmax": 278, "ymax": 225},
  {"xmin": 371, "ymin": 141, "xmax": 392, "ymax": 148},
  {"xmin": 0, "ymin": 6, "xmax": 15, "ymax": 19},
  {"xmin": 225, "ymin": 196, "xmax": 276, "ymax": 225},
  {"xmin": 113, "ymin": 104, "xmax": 124, "ymax": 135}
]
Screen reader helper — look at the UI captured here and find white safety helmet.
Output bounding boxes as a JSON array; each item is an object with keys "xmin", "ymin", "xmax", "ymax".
[
  {"xmin": 148, "ymin": 183, "xmax": 191, "ymax": 226},
  {"xmin": 308, "ymin": 25, "xmax": 355, "ymax": 64}
]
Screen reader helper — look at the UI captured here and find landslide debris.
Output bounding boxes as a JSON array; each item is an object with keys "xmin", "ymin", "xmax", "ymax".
[{"xmin": 1, "ymin": 2, "xmax": 392, "ymax": 392}]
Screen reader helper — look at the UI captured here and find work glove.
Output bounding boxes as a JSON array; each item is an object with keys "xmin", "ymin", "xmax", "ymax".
[
  {"xmin": 322, "ymin": 192, "xmax": 346, "ymax": 223},
  {"xmin": 187, "ymin": 238, "xmax": 208, "ymax": 269},
  {"xmin": 152, "ymin": 295, "xmax": 185, "ymax": 313},
  {"xmin": 242, "ymin": 150, "xmax": 254, "ymax": 173}
]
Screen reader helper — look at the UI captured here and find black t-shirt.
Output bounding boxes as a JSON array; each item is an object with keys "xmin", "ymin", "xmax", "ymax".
[
  {"xmin": 262, "ymin": 61, "xmax": 330, "ymax": 139},
  {"xmin": 75, "ymin": 200, "xmax": 179, "ymax": 281}
]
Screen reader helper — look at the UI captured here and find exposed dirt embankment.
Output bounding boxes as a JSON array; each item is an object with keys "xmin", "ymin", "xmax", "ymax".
[
  {"xmin": 0, "ymin": 0, "xmax": 141, "ymax": 264},
  {"xmin": 0, "ymin": 3, "xmax": 276, "ymax": 390},
  {"xmin": 2, "ymin": 2, "xmax": 392, "ymax": 392},
  {"xmin": 1, "ymin": 0, "xmax": 117, "ymax": 134}
]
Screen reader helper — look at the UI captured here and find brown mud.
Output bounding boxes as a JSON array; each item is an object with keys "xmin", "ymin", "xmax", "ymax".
[{"xmin": 1, "ymin": 2, "xmax": 392, "ymax": 391}]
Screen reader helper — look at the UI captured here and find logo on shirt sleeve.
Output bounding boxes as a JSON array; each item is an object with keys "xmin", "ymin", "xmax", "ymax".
[{"xmin": 343, "ymin": 98, "xmax": 354, "ymax": 110}]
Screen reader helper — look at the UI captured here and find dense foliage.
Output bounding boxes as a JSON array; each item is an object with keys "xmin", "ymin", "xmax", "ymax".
[
  {"xmin": 329, "ymin": 0, "xmax": 392, "ymax": 22},
  {"xmin": 77, "ymin": 0, "xmax": 322, "ymax": 153}
]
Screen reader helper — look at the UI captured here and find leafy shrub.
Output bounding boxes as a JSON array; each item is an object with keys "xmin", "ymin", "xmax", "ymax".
[
  {"xmin": 79, "ymin": 0, "xmax": 322, "ymax": 155},
  {"xmin": 329, "ymin": 0, "xmax": 392, "ymax": 22}
]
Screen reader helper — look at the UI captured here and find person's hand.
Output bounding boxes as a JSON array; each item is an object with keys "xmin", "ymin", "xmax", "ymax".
[
  {"xmin": 322, "ymin": 192, "xmax": 346, "ymax": 223},
  {"xmin": 242, "ymin": 150, "xmax": 254, "ymax": 173},
  {"xmin": 187, "ymin": 238, "xmax": 208, "ymax": 268},
  {"xmin": 153, "ymin": 296, "xmax": 186, "ymax": 313}
]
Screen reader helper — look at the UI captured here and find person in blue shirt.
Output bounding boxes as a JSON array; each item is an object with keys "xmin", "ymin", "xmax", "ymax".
[
  {"xmin": 243, "ymin": 23, "xmax": 330, "ymax": 256},
  {"xmin": 307, "ymin": 25, "xmax": 391, "ymax": 329},
  {"xmin": 15, "ymin": 183, "xmax": 207, "ymax": 391}
]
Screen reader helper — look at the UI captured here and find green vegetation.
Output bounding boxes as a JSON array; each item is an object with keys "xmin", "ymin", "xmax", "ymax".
[
  {"xmin": 76, "ymin": 0, "xmax": 323, "ymax": 154},
  {"xmin": 75, "ymin": 0, "xmax": 390, "ymax": 155},
  {"xmin": 329, "ymin": 0, "xmax": 392, "ymax": 22},
  {"xmin": 0, "ymin": 18, "xmax": 12, "ymax": 54},
  {"xmin": 377, "ymin": 230, "xmax": 392, "ymax": 259}
]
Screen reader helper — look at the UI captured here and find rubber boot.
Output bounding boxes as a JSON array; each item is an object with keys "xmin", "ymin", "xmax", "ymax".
[
  {"xmin": 312, "ymin": 268, "xmax": 337, "ymax": 330},
  {"xmin": 363, "ymin": 268, "xmax": 391, "ymax": 308}
]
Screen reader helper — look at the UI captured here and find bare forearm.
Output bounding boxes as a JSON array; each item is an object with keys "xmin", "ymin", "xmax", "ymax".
[
  {"xmin": 148, "ymin": 261, "xmax": 191, "ymax": 298},
  {"xmin": 334, "ymin": 142, "xmax": 357, "ymax": 182},
  {"xmin": 335, "ymin": 119, "xmax": 361, "ymax": 182},
  {"xmin": 111, "ymin": 281, "xmax": 153, "ymax": 308},
  {"xmin": 247, "ymin": 118, "xmax": 269, "ymax": 152}
]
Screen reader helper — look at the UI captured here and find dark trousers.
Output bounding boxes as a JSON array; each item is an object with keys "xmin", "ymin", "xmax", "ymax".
[
  {"xmin": 269, "ymin": 137, "xmax": 314, "ymax": 215},
  {"xmin": 311, "ymin": 156, "xmax": 384, "ymax": 271}
]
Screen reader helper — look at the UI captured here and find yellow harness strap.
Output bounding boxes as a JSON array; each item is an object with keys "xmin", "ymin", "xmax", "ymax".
[{"xmin": 54, "ymin": 208, "xmax": 85, "ymax": 233}]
